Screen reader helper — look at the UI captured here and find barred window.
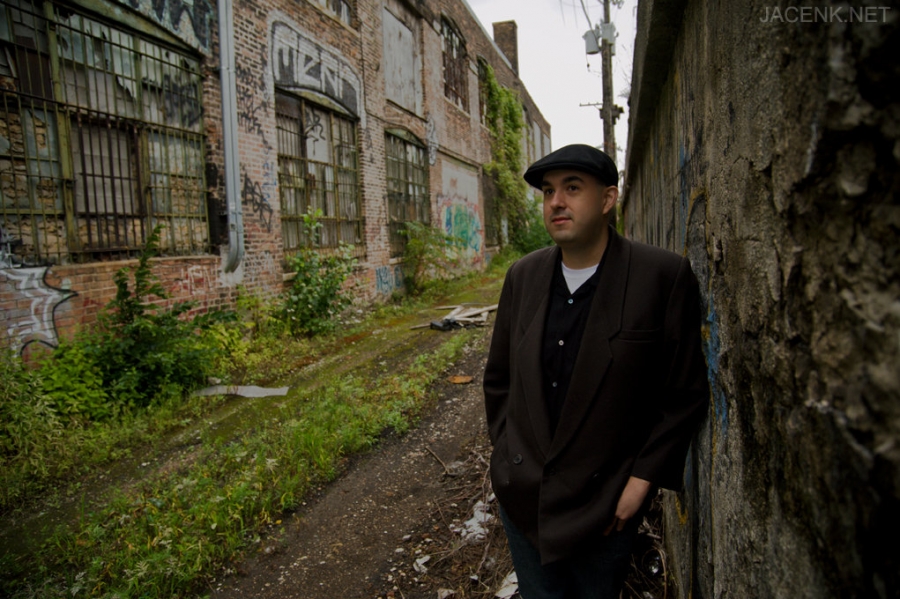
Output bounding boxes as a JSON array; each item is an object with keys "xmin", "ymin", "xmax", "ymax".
[
  {"xmin": 477, "ymin": 58, "xmax": 490, "ymax": 126},
  {"xmin": 385, "ymin": 131, "xmax": 428, "ymax": 258},
  {"xmin": 276, "ymin": 91, "xmax": 361, "ymax": 256},
  {"xmin": 0, "ymin": 0, "xmax": 208, "ymax": 265},
  {"xmin": 441, "ymin": 18, "xmax": 468, "ymax": 112}
]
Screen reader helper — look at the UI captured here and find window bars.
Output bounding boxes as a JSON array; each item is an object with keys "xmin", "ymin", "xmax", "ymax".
[
  {"xmin": 441, "ymin": 18, "xmax": 468, "ymax": 112},
  {"xmin": 275, "ymin": 91, "xmax": 362, "ymax": 257},
  {"xmin": 385, "ymin": 132, "xmax": 429, "ymax": 258},
  {"xmin": 0, "ymin": 0, "xmax": 208, "ymax": 265}
]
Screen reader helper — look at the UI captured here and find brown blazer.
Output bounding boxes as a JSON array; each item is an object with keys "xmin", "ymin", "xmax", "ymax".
[{"xmin": 483, "ymin": 228, "xmax": 709, "ymax": 564}]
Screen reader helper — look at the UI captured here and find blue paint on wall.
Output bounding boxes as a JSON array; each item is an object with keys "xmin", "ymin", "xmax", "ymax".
[
  {"xmin": 705, "ymin": 299, "xmax": 728, "ymax": 433},
  {"xmin": 375, "ymin": 265, "xmax": 404, "ymax": 295}
]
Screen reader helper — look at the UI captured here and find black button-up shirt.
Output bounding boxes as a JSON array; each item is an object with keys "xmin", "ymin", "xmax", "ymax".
[{"xmin": 541, "ymin": 254, "xmax": 606, "ymax": 435}]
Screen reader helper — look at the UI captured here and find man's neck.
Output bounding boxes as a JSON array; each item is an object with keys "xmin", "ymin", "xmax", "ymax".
[{"xmin": 560, "ymin": 230, "xmax": 610, "ymax": 269}]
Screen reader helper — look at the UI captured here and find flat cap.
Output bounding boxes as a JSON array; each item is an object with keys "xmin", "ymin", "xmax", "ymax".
[{"xmin": 523, "ymin": 143, "xmax": 618, "ymax": 189}]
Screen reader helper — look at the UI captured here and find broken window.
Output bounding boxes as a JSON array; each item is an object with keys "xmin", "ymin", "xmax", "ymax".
[
  {"xmin": 441, "ymin": 17, "xmax": 468, "ymax": 112},
  {"xmin": 0, "ymin": 0, "xmax": 208, "ymax": 265},
  {"xmin": 385, "ymin": 131, "xmax": 428, "ymax": 258},
  {"xmin": 276, "ymin": 91, "xmax": 362, "ymax": 256},
  {"xmin": 477, "ymin": 57, "xmax": 489, "ymax": 127}
]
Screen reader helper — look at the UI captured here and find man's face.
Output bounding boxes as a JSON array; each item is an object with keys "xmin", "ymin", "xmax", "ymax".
[{"xmin": 541, "ymin": 169, "xmax": 617, "ymax": 250}]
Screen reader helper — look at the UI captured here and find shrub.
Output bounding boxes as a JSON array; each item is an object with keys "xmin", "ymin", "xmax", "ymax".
[
  {"xmin": 510, "ymin": 194, "xmax": 553, "ymax": 254},
  {"xmin": 281, "ymin": 209, "xmax": 357, "ymax": 337},
  {"xmin": 39, "ymin": 339, "xmax": 112, "ymax": 422},
  {"xmin": 90, "ymin": 225, "xmax": 232, "ymax": 407},
  {"xmin": 401, "ymin": 221, "xmax": 465, "ymax": 295}
]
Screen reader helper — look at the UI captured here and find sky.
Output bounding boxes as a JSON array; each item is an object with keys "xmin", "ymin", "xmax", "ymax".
[{"xmin": 464, "ymin": 0, "xmax": 637, "ymax": 167}]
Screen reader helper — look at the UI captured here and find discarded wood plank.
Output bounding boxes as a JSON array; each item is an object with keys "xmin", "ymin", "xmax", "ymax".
[{"xmin": 410, "ymin": 303, "xmax": 499, "ymax": 330}]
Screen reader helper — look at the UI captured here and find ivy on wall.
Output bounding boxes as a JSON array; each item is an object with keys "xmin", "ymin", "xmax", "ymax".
[{"xmin": 481, "ymin": 63, "xmax": 531, "ymax": 249}]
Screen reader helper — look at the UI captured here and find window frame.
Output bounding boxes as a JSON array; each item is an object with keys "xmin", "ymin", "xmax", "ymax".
[
  {"xmin": 0, "ymin": 0, "xmax": 209, "ymax": 265},
  {"xmin": 384, "ymin": 130, "xmax": 429, "ymax": 259},
  {"xmin": 441, "ymin": 17, "xmax": 468, "ymax": 112},
  {"xmin": 275, "ymin": 90, "xmax": 363, "ymax": 258}
]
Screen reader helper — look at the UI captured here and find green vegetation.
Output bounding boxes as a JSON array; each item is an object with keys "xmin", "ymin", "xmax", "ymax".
[
  {"xmin": 481, "ymin": 62, "xmax": 552, "ymax": 254},
  {"xmin": 281, "ymin": 209, "xmax": 358, "ymax": 336},
  {"xmin": 400, "ymin": 221, "xmax": 466, "ymax": 295},
  {"xmin": 0, "ymin": 229, "xmax": 513, "ymax": 598}
]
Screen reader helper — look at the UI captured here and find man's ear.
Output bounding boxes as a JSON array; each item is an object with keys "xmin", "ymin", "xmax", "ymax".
[{"xmin": 602, "ymin": 186, "xmax": 619, "ymax": 216}]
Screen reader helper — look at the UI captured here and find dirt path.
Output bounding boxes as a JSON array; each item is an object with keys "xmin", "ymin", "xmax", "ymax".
[{"xmin": 209, "ymin": 327, "xmax": 508, "ymax": 599}]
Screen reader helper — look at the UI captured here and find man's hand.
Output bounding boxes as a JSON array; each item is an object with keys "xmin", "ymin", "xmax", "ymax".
[{"xmin": 603, "ymin": 476, "xmax": 652, "ymax": 535}]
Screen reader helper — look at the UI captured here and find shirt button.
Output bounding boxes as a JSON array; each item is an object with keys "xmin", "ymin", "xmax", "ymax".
[
  {"xmin": 567, "ymin": 298, "xmax": 574, "ymax": 304},
  {"xmin": 558, "ymin": 340, "xmax": 564, "ymax": 346},
  {"xmin": 513, "ymin": 454, "xmax": 523, "ymax": 465},
  {"xmin": 551, "ymin": 381, "xmax": 558, "ymax": 388}
]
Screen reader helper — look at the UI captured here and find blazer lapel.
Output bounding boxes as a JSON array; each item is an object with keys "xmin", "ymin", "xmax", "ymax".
[
  {"xmin": 548, "ymin": 229, "xmax": 631, "ymax": 459},
  {"xmin": 515, "ymin": 247, "xmax": 558, "ymax": 457}
]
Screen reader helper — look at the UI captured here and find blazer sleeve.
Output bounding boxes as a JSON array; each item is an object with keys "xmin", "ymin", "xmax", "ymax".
[
  {"xmin": 483, "ymin": 267, "xmax": 515, "ymax": 446},
  {"xmin": 631, "ymin": 256, "xmax": 709, "ymax": 490}
]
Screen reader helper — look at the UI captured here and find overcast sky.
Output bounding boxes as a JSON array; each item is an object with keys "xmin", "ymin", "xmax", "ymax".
[{"xmin": 464, "ymin": 0, "xmax": 636, "ymax": 167}]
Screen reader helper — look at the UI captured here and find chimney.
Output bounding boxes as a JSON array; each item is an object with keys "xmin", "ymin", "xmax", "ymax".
[{"xmin": 492, "ymin": 20, "xmax": 518, "ymax": 74}]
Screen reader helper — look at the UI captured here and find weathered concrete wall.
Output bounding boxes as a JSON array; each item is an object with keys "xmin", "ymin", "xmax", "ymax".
[{"xmin": 624, "ymin": 1, "xmax": 898, "ymax": 597}]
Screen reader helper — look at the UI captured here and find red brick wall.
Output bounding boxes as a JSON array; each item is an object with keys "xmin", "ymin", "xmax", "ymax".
[{"xmin": 1, "ymin": 0, "xmax": 550, "ymax": 355}]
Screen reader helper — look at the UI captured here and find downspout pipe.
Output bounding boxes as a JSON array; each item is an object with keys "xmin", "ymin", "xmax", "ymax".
[{"xmin": 219, "ymin": 0, "xmax": 244, "ymax": 272}]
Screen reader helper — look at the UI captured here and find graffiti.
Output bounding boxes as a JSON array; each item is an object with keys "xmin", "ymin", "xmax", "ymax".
[
  {"xmin": 271, "ymin": 22, "xmax": 362, "ymax": 119},
  {"xmin": 438, "ymin": 163, "xmax": 482, "ymax": 262},
  {"xmin": 119, "ymin": 0, "xmax": 212, "ymax": 52},
  {"xmin": 425, "ymin": 114, "xmax": 438, "ymax": 166},
  {"xmin": 243, "ymin": 250, "xmax": 278, "ymax": 286},
  {"xmin": 439, "ymin": 199, "xmax": 483, "ymax": 257},
  {"xmin": 2, "ymin": 266, "xmax": 76, "ymax": 354},
  {"xmin": 236, "ymin": 63, "xmax": 268, "ymax": 141},
  {"xmin": 375, "ymin": 265, "xmax": 404, "ymax": 295},
  {"xmin": 163, "ymin": 74, "xmax": 203, "ymax": 128},
  {"xmin": 177, "ymin": 264, "xmax": 213, "ymax": 295},
  {"xmin": 241, "ymin": 168, "xmax": 274, "ymax": 232}
]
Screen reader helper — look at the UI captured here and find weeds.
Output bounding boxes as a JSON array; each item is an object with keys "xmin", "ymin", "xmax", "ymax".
[
  {"xmin": 281, "ymin": 209, "xmax": 358, "ymax": 337},
  {"xmin": 7, "ymin": 331, "xmax": 473, "ymax": 598},
  {"xmin": 0, "ymin": 226, "xmax": 507, "ymax": 598}
]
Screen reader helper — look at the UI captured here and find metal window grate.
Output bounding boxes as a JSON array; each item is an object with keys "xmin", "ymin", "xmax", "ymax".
[
  {"xmin": 385, "ymin": 132, "xmax": 429, "ymax": 258},
  {"xmin": 276, "ymin": 91, "xmax": 363, "ymax": 258},
  {"xmin": 0, "ymin": 0, "xmax": 208, "ymax": 265},
  {"xmin": 441, "ymin": 18, "xmax": 468, "ymax": 112}
]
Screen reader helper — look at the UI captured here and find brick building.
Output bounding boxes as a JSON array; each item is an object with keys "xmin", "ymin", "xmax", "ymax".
[{"xmin": 0, "ymin": 0, "xmax": 550, "ymax": 355}]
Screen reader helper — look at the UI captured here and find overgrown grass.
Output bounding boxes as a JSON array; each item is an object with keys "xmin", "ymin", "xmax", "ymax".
[
  {"xmin": 0, "ymin": 240, "xmax": 514, "ymax": 598},
  {"xmin": 3, "ymin": 331, "xmax": 472, "ymax": 598}
]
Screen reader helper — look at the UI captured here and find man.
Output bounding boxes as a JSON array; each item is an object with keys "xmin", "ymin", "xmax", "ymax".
[{"xmin": 483, "ymin": 144, "xmax": 709, "ymax": 598}]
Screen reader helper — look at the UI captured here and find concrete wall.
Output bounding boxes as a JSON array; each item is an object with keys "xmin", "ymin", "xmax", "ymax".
[
  {"xmin": 623, "ymin": 1, "xmax": 899, "ymax": 597},
  {"xmin": 1, "ymin": 0, "xmax": 550, "ymax": 355}
]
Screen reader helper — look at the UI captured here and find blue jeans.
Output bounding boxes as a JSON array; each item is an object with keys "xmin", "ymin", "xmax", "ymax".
[{"xmin": 499, "ymin": 507, "xmax": 638, "ymax": 599}]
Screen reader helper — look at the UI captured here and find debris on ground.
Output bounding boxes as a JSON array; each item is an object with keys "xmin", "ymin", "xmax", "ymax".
[
  {"xmin": 371, "ymin": 437, "xmax": 672, "ymax": 599},
  {"xmin": 192, "ymin": 384, "xmax": 290, "ymax": 398},
  {"xmin": 412, "ymin": 305, "xmax": 499, "ymax": 331}
]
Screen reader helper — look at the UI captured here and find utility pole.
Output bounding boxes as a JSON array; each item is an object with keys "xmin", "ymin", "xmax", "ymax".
[
  {"xmin": 581, "ymin": 0, "xmax": 624, "ymax": 160},
  {"xmin": 600, "ymin": 0, "xmax": 617, "ymax": 159}
]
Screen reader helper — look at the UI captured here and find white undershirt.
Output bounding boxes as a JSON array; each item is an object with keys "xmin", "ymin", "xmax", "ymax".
[{"xmin": 561, "ymin": 262, "xmax": 599, "ymax": 294}]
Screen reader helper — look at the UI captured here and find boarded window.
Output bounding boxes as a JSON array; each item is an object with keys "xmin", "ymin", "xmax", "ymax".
[
  {"xmin": 382, "ymin": 8, "xmax": 421, "ymax": 114},
  {"xmin": 276, "ymin": 91, "xmax": 362, "ymax": 256},
  {"xmin": 0, "ymin": 0, "xmax": 208, "ymax": 264},
  {"xmin": 441, "ymin": 18, "xmax": 468, "ymax": 112},
  {"xmin": 385, "ymin": 131, "xmax": 428, "ymax": 258}
]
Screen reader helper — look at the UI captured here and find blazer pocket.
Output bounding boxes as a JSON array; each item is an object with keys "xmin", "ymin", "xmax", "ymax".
[{"xmin": 615, "ymin": 328, "xmax": 662, "ymax": 342}]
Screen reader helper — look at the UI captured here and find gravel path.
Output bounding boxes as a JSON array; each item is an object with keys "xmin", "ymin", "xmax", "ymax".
[{"xmin": 209, "ymin": 329, "xmax": 502, "ymax": 599}]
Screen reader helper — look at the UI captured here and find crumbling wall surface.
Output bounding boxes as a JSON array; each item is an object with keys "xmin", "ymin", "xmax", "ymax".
[{"xmin": 624, "ymin": 1, "xmax": 899, "ymax": 597}]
